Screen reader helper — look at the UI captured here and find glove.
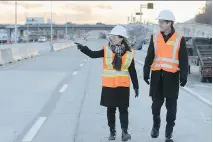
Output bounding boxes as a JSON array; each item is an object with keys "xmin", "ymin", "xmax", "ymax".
[
  {"xmin": 75, "ymin": 42, "xmax": 86, "ymax": 50},
  {"xmin": 180, "ymin": 78, "xmax": 187, "ymax": 87},
  {"xmin": 144, "ymin": 77, "xmax": 150, "ymax": 85},
  {"xmin": 143, "ymin": 66, "xmax": 150, "ymax": 85},
  {"xmin": 134, "ymin": 89, "xmax": 139, "ymax": 98}
]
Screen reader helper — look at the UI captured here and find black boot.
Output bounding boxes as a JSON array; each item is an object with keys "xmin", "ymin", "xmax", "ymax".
[
  {"xmin": 108, "ymin": 127, "xmax": 116, "ymax": 140},
  {"xmin": 121, "ymin": 129, "xmax": 131, "ymax": 141},
  {"xmin": 151, "ymin": 115, "xmax": 160, "ymax": 138},
  {"xmin": 165, "ymin": 137, "xmax": 174, "ymax": 142},
  {"xmin": 151, "ymin": 125, "xmax": 160, "ymax": 138},
  {"xmin": 165, "ymin": 125, "xmax": 174, "ymax": 142}
]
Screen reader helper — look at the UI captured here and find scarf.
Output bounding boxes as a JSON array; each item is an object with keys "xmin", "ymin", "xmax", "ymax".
[{"xmin": 110, "ymin": 45, "xmax": 126, "ymax": 71}]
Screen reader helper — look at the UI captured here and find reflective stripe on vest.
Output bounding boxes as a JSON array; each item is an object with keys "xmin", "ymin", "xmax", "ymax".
[
  {"xmin": 152, "ymin": 63, "xmax": 179, "ymax": 70},
  {"xmin": 153, "ymin": 32, "xmax": 158, "ymax": 55},
  {"xmin": 105, "ymin": 46, "xmax": 114, "ymax": 69},
  {"xmin": 154, "ymin": 57, "xmax": 179, "ymax": 64},
  {"xmin": 122, "ymin": 50, "xmax": 134, "ymax": 70},
  {"xmin": 103, "ymin": 69, "xmax": 129, "ymax": 77},
  {"xmin": 172, "ymin": 33, "xmax": 182, "ymax": 63},
  {"xmin": 152, "ymin": 32, "xmax": 182, "ymax": 72}
]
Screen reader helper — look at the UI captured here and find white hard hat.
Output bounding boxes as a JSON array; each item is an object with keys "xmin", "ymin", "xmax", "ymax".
[
  {"xmin": 109, "ymin": 25, "xmax": 128, "ymax": 39},
  {"xmin": 156, "ymin": 10, "xmax": 175, "ymax": 22}
]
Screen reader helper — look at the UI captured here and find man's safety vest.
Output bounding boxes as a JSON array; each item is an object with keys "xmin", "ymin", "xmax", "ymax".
[
  {"xmin": 151, "ymin": 32, "xmax": 182, "ymax": 73},
  {"xmin": 102, "ymin": 45, "xmax": 135, "ymax": 88}
]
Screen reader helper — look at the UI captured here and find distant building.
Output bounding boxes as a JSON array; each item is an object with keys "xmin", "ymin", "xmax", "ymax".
[{"xmin": 26, "ymin": 17, "xmax": 45, "ymax": 25}]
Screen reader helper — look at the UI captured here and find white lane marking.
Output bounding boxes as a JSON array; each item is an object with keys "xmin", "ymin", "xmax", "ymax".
[
  {"xmin": 182, "ymin": 86, "xmax": 212, "ymax": 107},
  {"xmin": 22, "ymin": 117, "xmax": 47, "ymax": 142},
  {"xmin": 84, "ymin": 59, "xmax": 87, "ymax": 62},
  {"xmin": 200, "ymin": 112, "xmax": 208, "ymax": 122},
  {"xmin": 59, "ymin": 84, "xmax": 68, "ymax": 93},
  {"xmin": 200, "ymin": 112, "xmax": 205, "ymax": 120},
  {"xmin": 80, "ymin": 64, "xmax": 83, "ymax": 67},
  {"xmin": 192, "ymin": 84, "xmax": 212, "ymax": 89},
  {"xmin": 72, "ymin": 71, "xmax": 78, "ymax": 75}
]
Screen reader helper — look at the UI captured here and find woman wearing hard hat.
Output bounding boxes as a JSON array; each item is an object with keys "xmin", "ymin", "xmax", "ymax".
[
  {"xmin": 143, "ymin": 10, "xmax": 188, "ymax": 142},
  {"xmin": 76, "ymin": 25, "xmax": 139, "ymax": 141}
]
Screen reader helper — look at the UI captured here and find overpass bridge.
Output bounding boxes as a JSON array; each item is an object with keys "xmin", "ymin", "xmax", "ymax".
[
  {"xmin": 0, "ymin": 24, "xmax": 115, "ymax": 38},
  {"xmin": 0, "ymin": 24, "xmax": 115, "ymax": 31}
]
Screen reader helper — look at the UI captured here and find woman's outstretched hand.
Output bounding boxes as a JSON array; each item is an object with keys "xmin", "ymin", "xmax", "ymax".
[{"xmin": 75, "ymin": 42, "xmax": 86, "ymax": 50}]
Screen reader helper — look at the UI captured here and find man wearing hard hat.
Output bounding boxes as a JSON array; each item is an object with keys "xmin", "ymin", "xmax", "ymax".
[
  {"xmin": 143, "ymin": 10, "xmax": 189, "ymax": 142},
  {"xmin": 76, "ymin": 25, "xmax": 139, "ymax": 141}
]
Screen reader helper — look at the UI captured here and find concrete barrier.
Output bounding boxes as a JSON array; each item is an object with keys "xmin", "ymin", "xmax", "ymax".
[
  {"xmin": 19, "ymin": 46, "xmax": 30, "ymax": 59},
  {"xmin": 52, "ymin": 43, "xmax": 62, "ymax": 51},
  {"xmin": 0, "ymin": 44, "xmax": 39, "ymax": 65},
  {"xmin": 0, "ymin": 41, "xmax": 73, "ymax": 66},
  {"xmin": 1, "ymin": 48, "xmax": 15, "ymax": 64},
  {"xmin": 67, "ymin": 43, "xmax": 75, "ymax": 48},
  {"xmin": 10, "ymin": 48, "xmax": 22, "ymax": 61},
  {"xmin": 52, "ymin": 41, "xmax": 74, "ymax": 51},
  {"xmin": 27, "ymin": 47, "xmax": 39, "ymax": 57}
]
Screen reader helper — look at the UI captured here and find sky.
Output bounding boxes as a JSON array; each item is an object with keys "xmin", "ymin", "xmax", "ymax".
[{"xmin": 0, "ymin": 1, "xmax": 206, "ymax": 25}]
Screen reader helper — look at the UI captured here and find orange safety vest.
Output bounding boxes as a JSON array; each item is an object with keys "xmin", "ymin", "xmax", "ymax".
[
  {"xmin": 102, "ymin": 45, "xmax": 135, "ymax": 88},
  {"xmin": 151, "ymin": 32, "xmax": 182, "ymax": 73}
]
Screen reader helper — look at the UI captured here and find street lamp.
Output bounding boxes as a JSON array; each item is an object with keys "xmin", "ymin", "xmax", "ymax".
[
  {"xmin": 51, "ymin": 0, "xmax": 52, "ymax": 43},
  {"xmin": 15, "ymin": 0, "xmax": 17, "ymax": 44},
  {"xmin": 50, "ymin": 0, "xmax": 53, "ymax": 51},
  {"xmin": 127, "ymin": 16, "xmax": 130, "ymax": 24},
  {"xmin": 136, "ymin": 3, "xmax": 154, "ymax": 23},
  {"xmin": 26, "ymin": 3, "xmax": 29, "ymax": 34},
  {"xmin": 65, "ymin": 3, "xmax": 67, "ymax": 38}
]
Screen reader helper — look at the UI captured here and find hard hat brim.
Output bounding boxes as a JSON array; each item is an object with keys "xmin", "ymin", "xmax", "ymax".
[
  {"xmin": 156, "ymin": 17, "xmax": 175, "ymax": 22},
  {"xmin": 108, "ymin": 33, "xmax": 128, "ymax": 39}
]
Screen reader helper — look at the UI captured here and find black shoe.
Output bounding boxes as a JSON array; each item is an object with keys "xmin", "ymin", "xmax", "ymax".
[
  {"xmin": 151, "ymin": 125, "xmax": 160, "ymax": 138},
  {"xmin": 108, "ymin": 128, "xmax": 116, "ymax": 140},
  {"xmin": 165, "ymin": 137, "xmax": 174, "ymax": 142},
  {"xmin": 121, "ymin": 129, "xmax": 131, "ymax": 141},
  {"xmin": 165, "ymin": 125, "xmax": 174, "ymax": 142},
  {"xmin": 151, "ymin": 115, "xmax": 160, "ymax": 138}
]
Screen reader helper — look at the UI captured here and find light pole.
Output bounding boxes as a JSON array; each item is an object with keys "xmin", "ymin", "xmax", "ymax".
[
  {"xmin": 136, "ymin": 3, "xmax": 154, "ymax": 24},
  {"xmin": 127, "ymin": 16, "xmax": 130, "ymax": 24},
  {"xmin": 50, "ymin": 0, "xmax": 53, "ymax": 50},
  {"xmin": 140, "ymin": 4, "xmax": 142, "ymax": 24},
  {"xmin": 27, "ymin": 3, "xmax": 29, "ymax": 34},
  {"xmin": 65, "ymin": 3, "xmax": 67, "ymax": 38},
  {"xmin": 51, "ymin": 0, "xmax": 52, "ymax": 43},
  {"xmin": 15, "ymin": 0, "xmax": 17, "ymax": 44}
]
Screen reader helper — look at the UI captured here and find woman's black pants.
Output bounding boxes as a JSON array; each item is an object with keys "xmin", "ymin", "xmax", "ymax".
[{"xmin": 107, "ymin": 107, "xmax": 128, "ymax": 129}]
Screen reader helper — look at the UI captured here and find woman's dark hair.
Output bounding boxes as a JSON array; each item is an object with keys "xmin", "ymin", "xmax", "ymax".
[
  {"xmin": 165, "ymin": 20, "xmax": 174, "ymax": 26},
  {"xmin": 108, "ymin": 36, "xmax": 132, "ymax": 52},
  {"xmin": 121, "ymin": 38, "xmax": 132, "ymax": 52}
]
